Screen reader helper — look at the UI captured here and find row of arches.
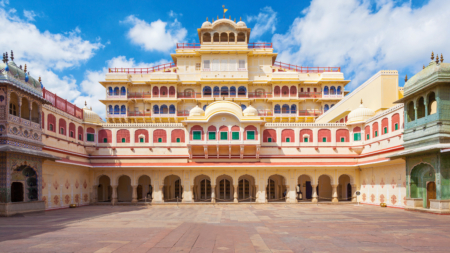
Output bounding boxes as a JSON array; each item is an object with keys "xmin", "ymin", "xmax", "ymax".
[
  {"xmin": 9, "ymin": 92, "xmax": 40, "ymax": 123},
  {"xmin": 152, "ymin": 86, "xmax": 176, "ymax": 97},
  {"xmin": 107, "ymin": 86, "xmax": 126, "ymax": 96},
  {"xmin": 323, "ymin": 86, "xmax": 342, "ymax": 95},
  {"xmin": 364, "ymin": 113, "xmax": 400, "ymax": 140},
  {"xmin": 406, "ymin": 91, "xmax": 437, "ymax": 122},
  {"xmin": 190, "ymin": 125, "xmax": 258, "ymax": 141},
  {"xmin": 96, "ymin": 173, "xmax": 353, "ymax": 203},
  {"xmin": 264, "ymin": 128, "xmax": 352, "ymax": 143},
  {"xmin": 98, "ymin": 129, "xmax": 185, "ymax": 144},
  {"xmin": 203, "ymin": 86, "xmax": 246, "ymax": 96},
  {"xmin": 202, "ymin": 32, "xmax": 246, "ymax": 43},
  {"xmin": 43, "ymin": 113, "xmax": 88, "ymax": 141}
]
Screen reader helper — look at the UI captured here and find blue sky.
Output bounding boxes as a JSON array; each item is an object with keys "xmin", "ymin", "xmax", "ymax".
[{"xmin": 1, "ymin": 0, "xmax": 448, "ymax": 119}]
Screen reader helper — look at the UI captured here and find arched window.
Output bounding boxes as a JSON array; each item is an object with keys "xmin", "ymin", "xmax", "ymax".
[
  {"xmin": 169, "ymin": 105, "xmax": 176, "ymax": 114},
  {"xmin": 114, "ymin": 87, "xmax": 119, "ymax": 96},
  {"xmin": 274, "ymin": 104, "xmax": 281, "ymax": 114},
  {"xmin": 238, "ymin": 86, "xmax": 246, "ymax": 96},
  {"xmin": 108, "ymin": 87, "xmax": 113, "ymax": 95},
  {"xmin": 86, "ymin": 127, "xmax": 95, "ymax": 142},
  {"xmin": 274, "ymin": 86, "xmax": 280, "ymax": 97},
  {"xmin": 237, "ymin": 32, "xmax": 245, "ymax": 42},
  {"xmin": 153, "ymin": 105, "xmax": 159, "ymax": 114},
  {"xmin": 428, "ymin": 92, "xmax": 437, "ymax": 115},
  {"xmin": 230, "ymin": 86, "xmax": 236, "ymax": 96},
  {"xmin": 117, "ymin": 129, "xmax": 130, "ymax": 143},
  {"xmin": 331, "ymin": 104, "xmax": 335, "ymax": 108},
  {"xmin": 207, "ymin": 125, "xmax": 217, "ymax": 140},
  {"xmin": 282, "ymin": 104, "xmax": 289, "ymax": 113},
  {"xmin": 169, "ymin": 86, "xmax": 175, "ymax": 97},
  {"xmin": 300, "ymin": 129, "xmax": 313, "ymax": 142},
  {"xmin": 219, "ymin": 126, "xmax": 229, "ymax": 140},
  {"xmin": 417, "ymin": 97, "xmax": 425, "ymax": 119},
  {"xmin": 324, "ymin": 86, "xmax": 329, "ymax": 95},
  {"xmin": 121, "ymin": 105, "xmax": 126, "ymax": 115},
  {"xmin": 203, "ymin": 86, "xmax": 211, "ymax": 96},
  {"xmin": 336, "ymin": 129, "xmax": 349, "ymax": 142},
  {"xmin": 213, "ymin": 33, "xmax": 220, "ymax": 42},
  {"xmin": 59, "ymin": 118, "xmax": 66, "ymax": 135},
  {"xmin": 220, "ymin": 32, "xmax": 228, "ymax": 42},
  {"xmin": 290, "ymin": 104, "xmax": 297, "ymax": 114},
  {"xmin": 135, "ymin": 129, "xmax": 149, "ymax": 143},
  {"xmin": 47, "ymin": 114, "xmax": 56, "ymax": 132},
  {"xmin": 114, "ymin": 105, "xmax": 119, "ymax": 114},
  {"xmin": 330, "ymin": 86, "xmax": 336, "ymax": 95},
  {"xmin": 244, "ymin": 125, "xmax": 258, "ymax": 140},
  {"xmin": 203, "ymin": 105, "xmax": 207, "ymax": 111},
  {"xmin": 69, "ymin": 123, "xmax": 76, "ymax": 138},
  {"xmin": 153, "ymin": 129, "xmax": 167, "ymax": 143},
  {"xmin": 290, "ymin": 86, "xmax": 297, "ymax": 96},
  {"xmin": 318, "ymin": 129, "xmax": 331, "ymax": 142},
  {"xmin": 21, "ymin": 98, "xmax": 29, "ymax": 120},
  {"xmin": 221, "ymin": 86, "xmax": 229, "ymax": 96},
  {"xmin": 160, "ymin": 105, "xmax": 168, "ymax": 114},
  {"xmin": 229, "ymin": 33, "xmax": 235, "ymax": 42},
  {"xmin": 152, "ymin": 86, "xmax": 159, "ymax": 96},
  {"xmin": 160, "ymin": 86, "xmax": 168, "ymax": 97},
  {"xmin": 263, "ymin": 129, "xmax": 276, "ymax": 143},
  {"xmin": 191, "ymin": 125, "xmax": 204, "ymax": 141},
  {"xmin": 171, "ymin": 129, "xmax": 185, "ymax": 143},
  {"xmin": 337, "ymin": 86, "xmax": 342, "ymax": 95},
  {"xmin": 282, "ymin": 129, "xmax": 295, "ymax": 143},
  {"xmin": 353, "ymin": 127, "xmax": 361, "ymax": 141},
  {"xmin": 365, "ymin": 125, "xmax": 370, "ymax": 140},
  {"xmin": 98, "ymin": 129, "xmax": 112, "ymax": 143},
  {"xmin": 241, "ymin": 104, "xmax": 247, "ymax": 110},
  {"xmin": 392, "ymin": 113, "xmax": 400, "ymax": 131},
  {"xmin": 213, "ymin": 86, "xmax": 220, "ymax": 96},
  {"xmin": 381, "ymin": 118, "xmax": 389, "ymax": 134},
  {"xmin": 78, "ymin": 126, "xmax": 83, "ymax": 141},
  {"xmin": 108, "ymin": 105, "xmax": 113, "ymax": 115},
  {"xmin": 324, "ymin": 104, "xmax": 330, "ymax": 112},
  {"xmin": 203, "ymin": 32, "xmax": 211, "ymax": 42},
  {"xmin": 120, "ymin": 87, "xmax": 126, "ymax": 96},
  {"xmin": 407, "ymin": 101, "xmax": 415, "ymax": 122},
  {"xmin": 281, "ymin": 86, "xmax": 289, "ymax": 97},
  {"xmin": 372, "ymin": 122, "xmax": 379, "ymax": 137}
]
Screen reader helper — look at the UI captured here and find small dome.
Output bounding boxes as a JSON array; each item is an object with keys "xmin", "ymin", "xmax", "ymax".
[
  {"xmin": 243, "ymin": 105, "xmax": 258, "ymax": 116},
  {"xmin": 202, "ymin": 20, "xmax": 212, "ymax": 28},
  {"xmin": 237, "ymin": 21, "xmax": 246, "ymax": 27},
  {"xmin": 346, "ymin": 102, "xmax": 375, "ymax": 125},
  {"xmin": 189, "ymin": 105, "xmax": 205, "ymax": 116},
  {"xmin": 83, "ymin": 106, "xmax": 103, "ymax": 124}
]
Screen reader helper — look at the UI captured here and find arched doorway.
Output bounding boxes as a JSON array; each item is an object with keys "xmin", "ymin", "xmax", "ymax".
[
  {"xmin": 298, "ymin": 175, "xmax": 312, "ymax": 201},
  {"xmin": 427, "ymin": 182, "xmax": 436, "ymax": 209},
  {"xmin": 11, "ymin": 182, "xmax": 24, "ymax": 202},
  {"xmin": 98, "ymin": 175, "xmax": 111, "ymax": 202},
  {"xmin": 163, "ymin": 175, "xmax": 182, "ymax": 202},
  {"xmin": 11, "ymin": 165, "xmax": 38, "ymax": 202},
  {"xmin": 410, "ymin": 163, "xmax": 435, "ymax": 208},
  {"xmin": 138, "ymin": 175, "xmax": 151, "ymax": 202},
  {"xmin": 267, "ymin": 175, "xmax": 286, "ymax": 202},
  {"xmin": 193, "ymin": 175, "xmax": 211, "ymax": 202},
  {"xmin": 216, "ymin": 175, "xmax": 233, "ymax": 202},
  {"xmin": 338, "ymin": 174, "xmax": 351, "ymax": 201},
  {"xmin": 317, "ymin": 175, "xmax": 332, "ymax": 202},
  {"xmin": 117, "ymin": 175, "xmax": 132, "ymax": 202},
  {"xmin": 238, "ymin": 175, "xmax": 255, "ymax": 202}
]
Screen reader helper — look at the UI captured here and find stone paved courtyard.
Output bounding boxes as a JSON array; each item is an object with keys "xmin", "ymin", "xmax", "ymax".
[{"xmin": 1, "ymin": 204, "xmax": 450, "ymax": 252}]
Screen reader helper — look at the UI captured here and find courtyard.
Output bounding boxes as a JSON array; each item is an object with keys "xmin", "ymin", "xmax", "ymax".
[{"xmin": 1, "ymin": 204, "xmax": 450, "ymax": 252}]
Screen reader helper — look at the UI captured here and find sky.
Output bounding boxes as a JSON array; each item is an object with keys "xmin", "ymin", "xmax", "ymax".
[{"xmin": 1, "ymin": 0, "xmax": 448, "ymax": 119}]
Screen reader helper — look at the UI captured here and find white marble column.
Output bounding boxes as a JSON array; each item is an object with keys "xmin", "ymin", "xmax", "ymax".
[
  {"xmin": 332, "ymin": 184, "xmax": 339, "ymax": 203},
  {"xmin": 131, "ymin": 185, "xmax": 138, "ymax": 203},
  {"xmin": 211, "ymin": 184, "xmax": 216, "ymax": 203},
  {"xmin": 311, "ymin": 184, "xmax": 318, "ymax": 203},
  {"xmin": 234, "ymin": 185, "xmax": 238, "ymax": 203}
]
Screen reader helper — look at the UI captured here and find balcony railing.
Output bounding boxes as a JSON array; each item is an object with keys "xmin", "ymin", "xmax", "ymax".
[
  {"xmin": 109, "ymin": 62, "xmax": 176, "ymax": 74},
  {"xmin": 43, "ymin": 88, "xmax": 83, "ymax": 119},
  {"xmin": 202, "ymin": 93, "xmax": 246, "ymax": 98},
  {"xmin": 177, "ymin": 92, "xmax": 202, "ymax": 98},
  {"xmin": 107, "ymin": 92, "xmax": 127, "ymax": 99},
  {"xmin": 248, "ymin": 43, "xmax": 272, "ymax": 49},
  {"xmin": 128, "ymin": 111, "xmax": 151, "ymax": 117},
  {"xmin": 299, "ymin": 92, "xmax": 322, "ymax": 98},
  {"xmin": 177, "ymin": 110, "xmax": 190, "ymax": 117},
  {"xmin": 176, "ymin": 43, "xmax": 201, "ymax": 49},
  {"xmin": 248, "ymin": 92, "xmax": 273, "ymax": 98},
  {"xmin": 298, "ymin": 110, "xmax": 322, "ymax": 117},
  {"xmin": 257, "ymin": 110, "xmax": 273, "ymax": 116},
  {"xmin": 323, "ymin": 93, "xmax": 343, "ymax": 98},
  {"xmin": 273, "ymin": 61, "xmax": 340, "ymax": 73},
  {"xmin": 108, "ymin": 113, "xmax": 127, "ymax": 118}
]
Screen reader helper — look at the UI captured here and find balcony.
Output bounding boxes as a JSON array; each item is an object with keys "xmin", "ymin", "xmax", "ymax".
[
  {"xmin": 176, "ymin": 43, "xmax": 201, "ymax": 49},
  {"xmin": 257, "ymin": 110, "xmax": 273, "ymax": 116},
  {"xmin": 43, "ymin": 88, "xmax": 83, "ymax": 119},
  {"xmin": 202, "ymin": 93, "xmax": 247, "ymax": 98},
  {"xmin": 248, "ymin": 92, "xmax": 273, "ymax": 98},
  {"xmin": 108, "ymin": 62, "xmax": 176, "ymax": 74},
  {"xmin": 127, "ymin": 92, "xmax": 176, "ymax": 99},
  {"xmin": 299, "ymin": 92, "xmax": 322, "ymax": 98},
  {"xmin": 322, "ymin": 92, "xmax": 343, "ymax": 99},
  {"xmin": 108, "ymin": 113, "xmax": 127, "ymax": 118},
  {"xmin": 178, "ymin": 92, "xmax": 202, "ymax": 99},
  {"xmin": 128, "ymin": 111, "xmax": 151, "ymax": 117},
  {"xmin": 107, "ymin": 92, "xmax": 127, "ymax": 99},
  {"xmin": 176, "ymin": 42, "xmax": 272, "ymax": 49},
  {"xmin": 177, "ymin": 110, "xmax": 190, "ymax": 117},
  {"xmin": 273, "ymin": 61, "xmax": 340, "ymax": 73},
  {"xmin": 248, "ymin": 43, "xmax": 272, "ymax": 49},
  {"xmin": 298, "ymin": 110, "xmax": 322, "ymax": 117}
]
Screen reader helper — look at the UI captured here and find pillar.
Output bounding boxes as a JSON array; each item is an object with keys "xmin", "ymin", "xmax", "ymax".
[
  {"xmin": 182, "ymin": 184, "xmax": 193, "ymax": 203},
  {"xmin": 91, "ymin": 185, "xmax": 98, "ymax": 203},
  {"xmin": 234, "ymin": 185, "xmax": 238, "ymax": 203},
  {"xmin": 352, "ymin": 184, "xmax": 357, "ymax": 202},
  {"xmin": 211, "ymin": 184, "xmax": 216, "ymax": 203},
  {"xmin": 111, "ymin": 185, "xmax": 118, "ymax": 204},
  {"xmin": 131, "ymin": 185, "xmax": 138, "ymax": 203},
  {"xmin": 287, "ymin": 184, "xmax": 297, "ymax": 203},
  {"xmin": 332, "ymin": 184, "xmax": 339, "ymax": 203},
  {"xmin": 311, "ymin": 184, "xmax": 318, "ymax": 203}
]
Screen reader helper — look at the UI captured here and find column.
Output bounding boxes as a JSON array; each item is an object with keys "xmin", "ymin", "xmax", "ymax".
[
  {"xmin": 182, "ymin": 184, "xmax": 193, "ymax": 203},
  {"xmin": 91, "ymin": 185, "xmax": 98, "ymax": 203},
  {"xmin": 18, "ymin": 98, "xmax": 22, "ymax": 118},
  {"xmin": 29, "ymin": 104, "xmax": 32, "ymax": 122},
  {"xmin": 311, "ymin": 184, "xmax": 318, "ymax": 203},
  {"xmin": 287, "ymin": 184, "xmax": 297, "ymax": 203},
  {"xmin": 111, "ymin": 185, "xmax": 118, "ymax": 204},
  {"xmin": 352, "ymin": 184, "xmax": 357, "ymax": 202},
  {"xmin": 211, "ymin": 184, "xmax": 216, "ymax": 203},
  {"xmin": 131, "ymin": 185, "xmax": 138, "ymax": 203},
  {"xmin": 234, "ymin": 184, "xmax": 238, "ymax": 203},
  {"xmin": 332, "ymin": 184, "xmax": 339, "ymax": 203}
]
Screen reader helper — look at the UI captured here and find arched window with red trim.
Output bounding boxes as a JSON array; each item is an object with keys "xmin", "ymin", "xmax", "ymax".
[
  {"xmin": 392, "ymin": 113, "xmax": 400, "ymax": 131},
  {"xmin": 153, "ymin": 129, "xmax": 167, "ymax": 143},
  {"xmin": 69, "ymin": 123, "xmax": 76, "ymax": 138},
  {"xmin": 169, "ymin": 86, "xmax": 176, "ymax": 97},
  {"xmin": 372, "ymin": 122, "xmax": 379, "ymax": 138},
  {"xmin": 290, "ymin": 86, "xmax": 297, "ymax": 96},
  {"xmin": 98, "ymin": 129, "xmax": 112, "ymax": 143},
  {"xmin": 207, "ymin": 126, "xmax": 217, "ymax": 140},
  {"xmin": 219, "ymin": 125, "xmax": 229, "ymax": 140},
  {"xmin": 244, "ymin": 125, "xmax": 258, "ymax": 140},
  {"xmin": 318, "ymin": 129, "xmax": 331, "ymax": 142},
  {"xmin": 282, "ymin": 129, "xmax": 295, "ymax": 143},
  {"xmin": 47, "ymin": 114, "xmax": 56, "ymax": 132},
  {"xmin": 78, "ymin": 126, "xmax": 84, "ymax": 141},
  {"xmin": 58, "ymin": 118, "xmax": 66, "ymax": 135},
  {"xmin": 190, "ymin": 125, "xmax": 204, "ymax": 141},
  {"xmin": 116, "ymin": 129, "xmax": 130, "ymax": 143},
  {"xmin": 300, "ymin": 129, "xmax": 313, "ymax": 142},
  {"xmin": 160, "ymin": 86, "xmax": 168, "ymax": 97},
  {"xmin": 353, "ymin": 127, "xmax": 362, "ymax": 141},
  {"xmin": 381, "ymin": 118, "xmax": 389, "ymax": 135},
  {"xmin": 135, "ymin": 129, "xmax": 149, "ymax": 143},
  {"xmin": 274, "ymin": 86, "xmax": 280, "ymax": 97},
  {"xmin": 231, "ymin": 125, "xmax": 240, "ymax": 140},
  {"xmin": 152, "ymin": 86, "xmax": 159, "ymax": 97},
  {"xmin": 365, "ymin": 125, "xmax": 370, "ymax": 140},
  {"xmin": 281, "ymin": 86, "xmax": 289, "ymax": 97},
  {"xmin": 171, "ymin": 129, "xmax": 185, "ymax": 143},
  {"xmin": 336, "ymin": 129, "xmax": 349, "ymax": 142},
  {"xmin": 263, "ymin": 129, "xmax": 276, "ymax": 143}
]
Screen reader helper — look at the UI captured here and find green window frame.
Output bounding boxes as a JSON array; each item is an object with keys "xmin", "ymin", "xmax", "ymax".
[
  {"xmin": 354, "ymin": 133, "xmax": 361, "ymax": 141},
  {"xmin": 220, "ymin": 132, "xmax": 228, "ymax": 140},
  {"xmin": 384, "ymin": 127, "xmax": 387, "ymax": 134},
  {"xmin": 322, "ymin": 137, "xmax": 327, "ymax": 142},
  {"xmin": 375, "ymin": 131, "xmax": 378, "ymax": 137},
  {"xmin": 86, "ymin": 133, "xmax": 94, "ymax": 142},
  {"xmin": 246, "ymin": 130, "xmax": 255, "ymax": 140},
  {"xmin": 121, "ymin": 138, "xmax": 126, "ymax": 143},
  {"xmin": 304, "ymin": 137, "xmax": 308, "ymax": 142},
  {"xmin": 232, "ymin": 132, "xmax": 239, "ymax": 140},
  {"xmin": 395, "ymin": 123, "xmax": 399, "ymax": 130},
  {"xmin": 49, "ymin": 124, "xmax": 53, "ymax": 131},
  {"xmin": 60, "ymin": 128, "xmax": 64, "ymax": 134},
  {"xmin": 103, "ymin": 138, "xmax": 107, "ymax": 143},
  {"xmin": 193, "ymin": 131, "xmax": 202, "ymax": 140},
  {"xmin": 176, "ymin": 138, "xmax": 181, "ymax": 143},
  {"xmin": 286, "ymin": 137, "xmax": 290, "ymax": 143},
  {"xmin": 208, "ymin": 132, "xmax": 216, "ymax": 140},
  {"xmin": 340, "ymin": 137, "xmax": 345, "ymax": 142},
  {"xmin": 267, "ymin": 137, "xmax": 272, "ymax": 143},
  {"xmin": 140, "ymin": 137, "xmax": 144, "ymax": 143},
  {"xmin": 78, "ymin": 134, "xmax": 82, "ymax": 140},
  {"xmin": 158, "ymin": 138, "xmax": 162, "ymax": 143},
  {"xmin": 366, "ymin": 134, "xmax": 370, "ymax": 140}
]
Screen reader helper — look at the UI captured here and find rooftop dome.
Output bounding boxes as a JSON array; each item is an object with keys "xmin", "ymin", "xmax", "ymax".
[
  {"xmin": 243, "ymin": 105, "xmax": 258, "ymax": 116},
  {"xmin": 201, "ymin": 19, "xmax": 212, "ymax": 28},
  {"xmin": 83, "ymin": 103, "xmax": 103, "ymax": 124},
  {"xmin": 237, "ymin": 21, "xmax": 246, "ymax": 27},
  {"xmin": 346, "ymin": 101, "xmax": 375, "ymax": 125},
  {"xmin": 189, "ymin": 105, "xmax": 205, "ymax": 116}
]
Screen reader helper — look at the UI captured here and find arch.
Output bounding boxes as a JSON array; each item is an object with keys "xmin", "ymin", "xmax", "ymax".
[
  {"xmin": 163, "ymin": 175, "xmax": 182, "ymax": 201},
  {"xmin": 152, "ymin": 86, "xmax": 159, "ymax": 96},
  {"xmin": 137, "ymin": 175, "xmax": 152, "ymax": 201},
  {"xmin": 240, "ymin": 104, "xmax": 247, "ymax": 110},
  {"xmin": 114, "ymin": 87, "xmax": 119, "ymax": 96},
  {"xmin": 318, "ymin": 129, "xmax": 331, "ymax": 142},
  {"xmin": 290, "ymin": 86, "xmax": 297, "ymax": 96},
  {"xmin": 263, "ymin": 129, "xmax": 276, "ymax": 143},
  {"xmin": 338, "ymin": 174, "xmax": 352, "ymax": 201},
  {"xmin": 220, "ymin": 86, "xmax": 229, "ymax": 96},
  {"xmin": 281, "ymin": 104, "xmax": 289, "ymax": 113},
  {"xmin": 216, "ymin": 174, "xmax": 234, "ymax": 201},
  {"xmin": 169, "ymin": 86, "xmax": 175, "ymax": 97},
  {"xmin": 97, "ymin": 175, "xmax": 111, "ymax": 202},
  {"xmin": 98, "ymin": 129, "xmax": 112, "ymax": 143},
  {"xmin": 117, "ymin": 175, "xmax": 132, "ymax": 202},
  {"xmin": 274, "ymin": 86, "xmax": 280, "ymax": 97},
  {"xmin": 171, "ymin": 129, "xmax": 185, "ymax": 143},
  {"xmin": 298, "ymin": 174, "xmax": 313, "ymax": 201},
  {"xmin": 281, "ymin": 129, "xmax": 295, "ymax": 143},
  {"xmin": 331, "ymin": 104, "xmax": 335, "ymax": 108},
  {"xmin": 114, "ymin": 105, "xmax": 120, "ymax": 114},
  {"xmin": 238, "ymin": 86, "xmax": 246, "ymax": 96},
  {"xmin": 353, "ymin": 127, "xmax": 361, "ymax": 141},
  {"xmin": 238, "ymin": 174, "xmax": 256, "ymax": 201},
  {"xmin": 237, "ymin": 32, "xmax": 245, "ymax": 42},
  {"xmin": 330, "ymin": 86, "xmax": 336, "ymax": 95},
  {"xmin": 117, "ymin": 129, "xmax": 130, "ymax": 143},
  {"xmin": 337, "ymin": 86, "xmax": 342, "ymax": 94},
  {"xmin": 244, "ymin": 125, "xmax": 258, "ymax": 140},
  {"xmin": 274, "ymin": 104, "xmax": 281, "ymax": 114},
  {"xmin": 364, "ymin": 125, "xmax": 370, "ymax": 140},
  {"xmin": 121, "ymin": 105, "xmax": 126, "ymax": 115},
  {"xmin": 428, "ymin": 92, "xmax": 437, "ymax": 115},
  {"xmin": 9, "ymin": 92, "xmax": 18, "ymax": 116},
  {"xmin": 290, "ymin": 104, "xmax": 297, "ymax": 114},
  {"xmin": 31, "ymin": 102, "xmax": 39, "ymax": 123},
  {"xmin": 213, "ymin": 86, "xmax": 220, "ymax": 96},
  {"xmin": 336, "ymin": 129, "xmax": 349, "ymax": 142},
  {"xmin": 381, "ymin": 118, "xmax": 389, "ymax": 135},
  {"xmin": 153, "ymin": 129, "xmax": 167, "ymax": 143},
  {"xmin": 230, "ymin": 86, "xmax": 236, "ymax": 96},
  {"xmin": 391, "ymin": 113, "xmax": 400, "ymax": 131},
  {"xmin": 410, "ymin": 163, "xmax": 436, "ymax": 208},
  {"xmin": 203, "ymin": 86, "xmax": 212, "ymax": 96},
  {"xmin": 193, "ymin": 174, "xmax": 211, "ymax": 201},
  {"xmin": 190, "ymin": 125, "xmax": 204, "ymax": 141},
  {"xmin": 300, "ymin": 129, "xmax": 313, "ymax": 142},
  {"xmin": 317, "ymin": 174, "xmax": 332, "ymax": 202},
  {"xmin": 417, "ymin": 97, "xmax": 425, "ymax": 119},
  {"xmin": 281, "ymin": 86, "xmax": 289, "ymax": 97},
  {"xmin": 323, "ymin": 86, "xmax": 329, "ymax": 95},
  {"xmin": 207, "ymin": 125, "xmax": 217, "ymax": 140},
  {"xmin": 220, "ymin": 32, "xmax": 228, "ymax": 42},
  {"xmin": 407, "ymin": 101, "xmax": 415, "ymax": 122},
  {"xmin": 11, "ymin": 165, "xmax": 39, "ymax": 202},
  {"xmin": 69, "ymin": 122, "xmax": 76, "ymax": 139},
  {"xmin": 184, "ymin": 88, "xmax": 194, "ymax": 97},
  {"xmin": 169, "ymin": 105, "xmax": 176, "ymax": 114},
  {"xmin": 160, "ymin": 105, "xmax": 168, "ymax": 114},
  {"xmin": 21, "ymin": 97, "xmax": 30, "ymax": 120},
  {"xmin": 203, "ymin": 32, "xmax": 211, "ymax": 42},
  {"xmin": 267, "ymin": 174, "xmax": 287, "ymax": 202},
  {"xmin": 324, "ymin": 104, "xmax": 330, "ymax": 112},
  {"xmin": 108, "ymin": 87, "xmax": 113, "ymax": 95},
  {"xmin": 58, "ymin": 118, "xmax": 66, "ymax": 135},
  {"xmin": 87, "ymin": 127, "xmax": 95, "ymax": 142},
  {"xmin": 77, "ymin": 126, "xmax": 84, "ymax": 141},
  {"xmin": 153, "ymin": 105, "xmax": 159, "ymax": 114},
  {"xmin": 203, "ymin": 105, "xmax": 207, "ymax": 111},
  {"xmin": 135, "ymin": 129, "xmax": 149, "ymax": 143},
  {"xmin": 229, "ymin": 32, "xmax": 235, "ymax": 42},
  {"xmin": 372, "ymin": 122, "xmax": 379, "ymax": 138},
  {"xmin": 120, "ymin": 86, "xmax": 126, "ymax": 96},
  {"xmin": 160, "ymin": 86, "xmax": 168, "ymax": 97},
  {"xmin": 108, "ymin": 105, "xmax": 113, "ymax": 115},
  {"xmin": 213, "ymin": 33, "xmax": 220, "ymax": 42}
]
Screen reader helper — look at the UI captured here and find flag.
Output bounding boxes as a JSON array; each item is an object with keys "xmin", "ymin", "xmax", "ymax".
[{"xmin": 224, "ymin": 9, "xmax": 228, "ymax": 13}]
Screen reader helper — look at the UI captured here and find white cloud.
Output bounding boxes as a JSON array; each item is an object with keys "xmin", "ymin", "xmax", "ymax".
[
  {"xmin": 272, "ymin": 0, "xmax": 450, "ymax": 89},
  {"xmin": 247, "ymin": 7, "xmax": 277, "ymax": 38},
  {"xmin": 73, "ymin": 56, "xmax": 169, "ymax": 119},
  {"xmin": 23, "ymin": 10, "xmax": 36, "ymax": 21},
  {"xmin": 124, "ymin": 15, "xmax": 187, "ymax": 52},
  {"xmin": 0, "ymin": 0, "xmax": 9, "ymax": 7}
]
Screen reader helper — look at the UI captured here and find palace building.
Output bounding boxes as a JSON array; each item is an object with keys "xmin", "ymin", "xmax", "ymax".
[{"xmin": 1, "ymin": 18, "xmax": 448, "ymax": 216}]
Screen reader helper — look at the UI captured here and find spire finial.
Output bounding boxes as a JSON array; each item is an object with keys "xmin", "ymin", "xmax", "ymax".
[
  {"xmin": 431, "ymin": 51, "xmax": 434, "ymax": 60},
  {"xmin": 24, "ymin": 64, "xmax": 27, "ymax": 73},
  {"xmin": 39, "ymin": 76, "xmax": 41, "ymax": 82},
  {"xmin": 206, "ymin": 17, "xmax": 208, "ymax": 21},
  {"xmin": 405, "ymin": 74, "xmax": 408, "ymax": 82},
  {"xmin": 240, "ymin": 17, "xmax": 242, "ymax": 21},
  {"xmin": 5, "ymin": 52, "xmax": 8, "ymax": 63},
  {"xmin": 441, "ymin": 53, "xmax": 444, "ymax": 63},
  {"xmin": 212, "ymin": 18, "xmax": 214, "ymax": 22},
  {"xmin": 10, "ymin": 50, "xmax": 14, "ymax": 61},
  {"xmin": 360, "ymin": 99, "xmax": 363, "ymax": 105},
  {"xmin": 423, "ymin": 65, "xmax": 425, "ymax": 69},
  {"xmin": 234, "ymin": 18, "xmax": 236, "ymax": 22},
  {"xmin": 217, "ymin": 15, "xmax": 219, "ymax": 20},
  {"xmin": 85, "ymin": 101, "xmax": 87, "ymax": 106},
  {"xmin": 436, "ymin": 54, "xmax": 440, "ymax": 64},
  {"xmin": 2, "ymin": 53, "xmax": 5, "ymax": 63}
]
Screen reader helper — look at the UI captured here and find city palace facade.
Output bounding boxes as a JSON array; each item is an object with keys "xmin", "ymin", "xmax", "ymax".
[{"xmin": 1, "ymin": 17, "xmax": 448, "ymax": 216}]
